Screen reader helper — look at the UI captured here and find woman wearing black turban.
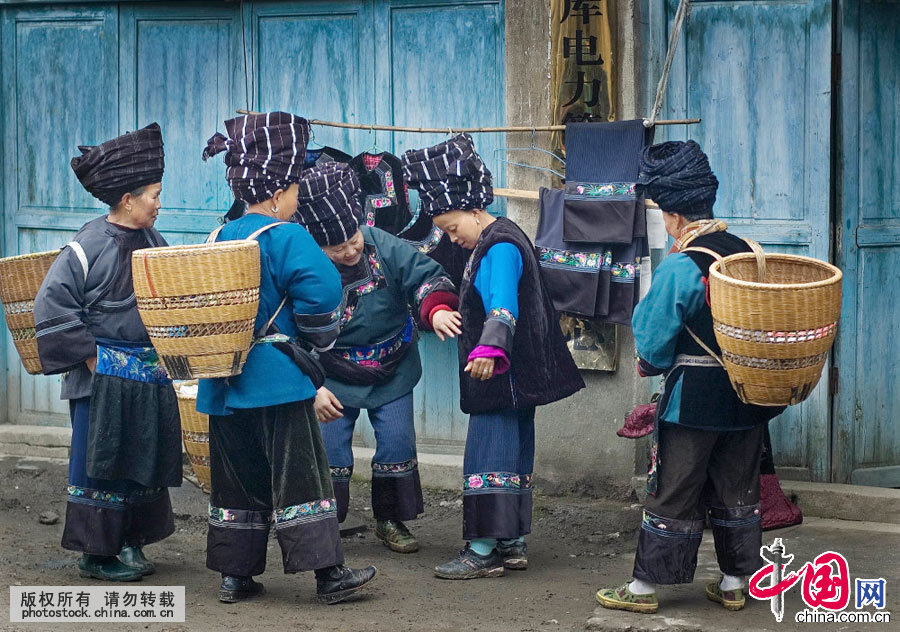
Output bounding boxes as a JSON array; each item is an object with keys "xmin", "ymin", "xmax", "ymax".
[
  {"xmin": 596, "ymin": 141, "xmax": 784, "ymax": 614},
  {"xmin": 34, "ymin": 123, "xmax": 182, "ymax": 582}
]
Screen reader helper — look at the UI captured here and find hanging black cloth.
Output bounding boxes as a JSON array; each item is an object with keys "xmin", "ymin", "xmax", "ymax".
[{"xmin": 348, "ymin": 152, "xmax": 414, "ymax": 236}]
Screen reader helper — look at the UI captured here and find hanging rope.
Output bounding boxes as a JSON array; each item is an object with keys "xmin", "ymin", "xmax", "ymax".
[
  {"xmin": 234, "ymin": 112, "xmax": 700, "ymax": 133},
  {"xmin": 645, "ymin": 0, "xmax": 693, "ymax": 128}
]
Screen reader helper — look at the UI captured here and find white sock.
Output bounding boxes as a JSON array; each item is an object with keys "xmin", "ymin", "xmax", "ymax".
[
  {"xmin": 628, "ymin": 579, "xmax": 656, "ymax": 595},
  {"xmin": 720, "ymin": 574, "xmax": 744, "ymax": 591}
]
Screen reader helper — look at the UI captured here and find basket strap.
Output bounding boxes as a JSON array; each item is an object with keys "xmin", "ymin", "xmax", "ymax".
[
  {"xmin": 680, "ymin": 246, "xmax": 723, "ymax": 261},
  {"xmin": 205, "ymin": 225, "xmax": 225, "ymax": 244},
  {"xmin": 66, "ymin": 241, "xmax": 89, "ymax": 283},
  {"xmin": 742, "ymin": 238, "xmax": 767, "ymax": 282},
  {"xmin": 684, "ymin": 326, "xmax": 726, "ymax": 368},
  {"xmin": 246, "ymin": 221, "xmax": 288, "ymax": 241}
]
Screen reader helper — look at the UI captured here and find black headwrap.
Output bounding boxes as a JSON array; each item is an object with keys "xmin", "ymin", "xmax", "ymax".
[
  {"xmin": 202, "ymin": 112, "xmax": 309, "ymax": 204},
  {"xmin": 400, "ymin": 133, "xmax": 493, "ymax": 217},
  {"xmin": 71, "ymin": 123, "xmax": 165, "ymax": 208},
  {"xmin": 293, "ymin": 162, "xmax": 362, "ymax": 246},
  {"xmin": 636, "ymin": 140, "xmax": 718, "ymax": 219}
]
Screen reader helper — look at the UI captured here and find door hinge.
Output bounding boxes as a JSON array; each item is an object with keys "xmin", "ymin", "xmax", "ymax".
[{"xmin": 829, "ymin": 367, "xmax": 840, "ymax": 396}]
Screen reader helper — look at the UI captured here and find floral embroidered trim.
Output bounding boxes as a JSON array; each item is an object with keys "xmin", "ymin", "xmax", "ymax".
[
  {"xmin": 340, "ymin": 316, "xmax": 414, "ymax": 366},
  {"xmin": 3, "ymin": 299, "xmax": 34, "ymax": 315},
  {"xmin": 611, "ymin": 263, "xmax": 637, "ymax": 279},
  {"xmin": 365, "ymin": 208, "xmax": 376, "ymax": 227},
  {"xmin": 208, "ymin": 505, "xmax": 273, "ymax": 525},
  {"xmin": 487, "ymin": 307, "xmax": 517, "ymax": 329},
  {"xmin": 722, "ymin": 350, "xmax": 829, "ymax": 370},
  {"xmin": 646, "ymin": 441, "xmax": 659, "ymax": 496},
  {"xmin": 714, "ymin": 322, "xmax": 836, "ymax": 344},
  {"xmin": 538, "ymin": 247, "xmax": 611, "ymax": 271},
  {"xmin": 408, "ymin": 224, "xmax": 444, "ymax": 254},
  {"xmin": 182, "ymin": 430, "xmax": 209, "ymax": 443},
  {"xmin": 372, "ymin": 458, "xmax": 418, "ymax": 474},
  {"xmin": 330, "ymin": 466, "xmax": 353, "ymax": 479},
  {"xmin": 572, "ymin": 182, "xmax": 636, "ymax": 197},
  {"xmin": 67, "ymin": 485, "xmax": 126, "ymax": 504},
  {"xmin": 274, "ymin": 498, "xmax": 337, "ymax": 524},
  {"xmin": 96, "ymin": 343, "xmax": 170, "ymax": 384},
  {"xmin": 340, "ymin": 247, "xmax": 387, "ymax": 327},
  {"xmin": 415, "ymin": 281, "xmax": 435, "ymax": 305},
  {"xmin": 382, "ymin": 169, "xmax": 398, "ymax": 204},
  {"xmin": 463, "ymin": 472, "xmax": 533, "ymax": 491}
]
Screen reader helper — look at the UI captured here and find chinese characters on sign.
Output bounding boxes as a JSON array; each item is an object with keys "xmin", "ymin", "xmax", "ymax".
[
  {"xmin": 550, "ymin": 0, "xmax": 615, "ymax": 150},
  {"xmin": 10, "ymin": 586, "xmax": 185, "ymax": 623}
]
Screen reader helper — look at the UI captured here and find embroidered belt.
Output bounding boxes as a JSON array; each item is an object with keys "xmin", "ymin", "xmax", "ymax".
[
  {"xmin": 95, "ymin": 339, "xmax": 170, "ymax": 384},
  {"xmin": 671, "ymin": 354, "xmax": 724, "ymax": 370},
  {"xmin": 338, "ymin": 316, "xmax": 414, "ymax": 367}
]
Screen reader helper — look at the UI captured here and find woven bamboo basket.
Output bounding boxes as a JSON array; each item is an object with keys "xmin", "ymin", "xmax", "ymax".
[
  {"xmin": 707, "ymin": 247, "xmax": 842, "ymax": 406},
  {"xmin": 0, "ymin": 249, "xmax": 61, "ymax": 375},
  {"xmin": 174, "ymin": 381, "xmax": 211, "ymax": 492},
  {"xmin": 132, "ymin": 241, "xmax": 261, "ymax": 379}
]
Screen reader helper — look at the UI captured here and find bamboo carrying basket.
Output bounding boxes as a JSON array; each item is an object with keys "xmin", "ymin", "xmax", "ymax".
[
  {"xmin": 132, "ymin": 241, "xmax": 261, "ymax": 379},
  {"xmin": 175, "ymin": 381, "xmax": 211, "ymax": 492},
  {"xmin": 704, "ymin": 245, "xmax": 843, "ymax": 406},
  {"xmin": 0, "ymin": 250, "xmax": 61, "ymax": 374}
]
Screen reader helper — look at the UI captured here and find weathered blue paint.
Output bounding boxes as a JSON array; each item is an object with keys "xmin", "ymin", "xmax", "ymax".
[
  {"xmin": 837, "ymin": 0, "xmax": 900, "ymax": 487},
  {"xmin": 0, "ymin": 1, "xmax": 504, "ymax": 443},
  {"xmin": 648, "ymin": 0, "xmax": 833, "ymax": 481}
]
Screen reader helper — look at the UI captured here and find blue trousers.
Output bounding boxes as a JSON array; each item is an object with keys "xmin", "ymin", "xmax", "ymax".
[
  {"xmin": 462, "ymin": 408, "xmax": 535, "ymax": 540},
  {"xmin": 319, "ymin": 392, "xmax": 423, "ymax": 522},
  {"xmin": 63, "ymin": 397, "xmax": 174, "ymax": 556}
]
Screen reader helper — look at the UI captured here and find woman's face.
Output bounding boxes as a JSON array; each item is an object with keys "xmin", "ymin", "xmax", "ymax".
[
  {"xmin": 323, "ymin": 229, "xmax": 365, "ymax": 267},
  {"xmin": 121, "ymin": 182, "xmax": 163, "ymax": 229},
  {"xmin": 433, "ymin": 210, "xmax": 483, "ymax": 250}
]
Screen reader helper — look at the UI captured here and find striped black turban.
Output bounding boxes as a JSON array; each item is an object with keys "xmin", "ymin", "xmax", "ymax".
[
  {"xmin": 636, "ymin": 140, "xmax": 719, "ymax": 220},
  {"xmin": 401, "ymin": 133, "xmax": 493, "ymax": 216},
  {"xmin": 293, "ymin": 162, "xmax": 362, "ymax": 246},
  {"xmin": 71, "ymin": 123, "xmax": 165, "ymax": 208},
  {"xmin": 202, "ymin": 112, "xmax": 309, "ymax": 205}
]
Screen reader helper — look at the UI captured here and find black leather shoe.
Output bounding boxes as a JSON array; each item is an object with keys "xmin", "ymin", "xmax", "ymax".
[
  {"xmin": 77, "ymin": 554, "xmax": 143, "ymax": 582},
  {"xmin": 218, "ymin": 575, "xmax": 265, "ymax": 603},
  {"xmin": 119, "ymin": 545, "xmax": 155, "ymax": 576},
  {"xmin": 315, "ymin": 564, "xmax": 377, "ymax": 605}
]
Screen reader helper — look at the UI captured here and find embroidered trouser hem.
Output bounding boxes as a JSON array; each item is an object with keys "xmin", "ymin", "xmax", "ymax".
[
  {"xmin": 633, "ymin": 422, "xmax": 764, "ymax": 584},
  {"xmin": 371, "ymin": 467, "xmax": 424, "ymax": 522},
  {"xmin": 462, "ymin": 488, "xmax": 533, "ymax": 541},
  {"xmin": 61, "ymin": 489, "xmax": 174, "ymax": 556}
]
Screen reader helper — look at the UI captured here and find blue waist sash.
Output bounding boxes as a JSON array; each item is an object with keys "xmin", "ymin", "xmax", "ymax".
[{"xmin": 95, "ymin": 338, "xmax": 171, "ymax": 384}]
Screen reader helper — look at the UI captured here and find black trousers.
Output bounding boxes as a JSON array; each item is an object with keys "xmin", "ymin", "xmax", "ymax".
[
  {"xmin": 633, "ymin": 422, "xmax": 764, "ymax": 585},
  {"xmin": 206, "ymin": 399, "xmax": 343, "ymax": 577}
]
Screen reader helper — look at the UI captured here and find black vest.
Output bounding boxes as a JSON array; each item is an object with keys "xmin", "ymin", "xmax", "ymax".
[
  {"xmin": 458, "ymin": 218, "xmax": 585, "ymax": 414},
  {"xmin": 661, "ymin": 231, "xmax": 784, "ymax": 429}
]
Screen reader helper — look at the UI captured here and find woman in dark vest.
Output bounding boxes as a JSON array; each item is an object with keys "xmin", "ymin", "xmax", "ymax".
[
  {"xmin": 596, "ymin": 141, "xmax": 783, "ymax": 614},
  {"xmin": 402, "ymin": 134, "xmax": 584, "ymax": 579}
]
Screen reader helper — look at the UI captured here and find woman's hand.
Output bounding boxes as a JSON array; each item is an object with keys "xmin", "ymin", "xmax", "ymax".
[
  {"xmin": 464, "ymin": 357, "xmax": 496, "ymax": 381},
  {"xmin": 314, "ymin": 387, "xmax": 344, "ymax": 423},
  {"xmin": 86, "ymin": 356, "xmax": 97, "ymax": 374},
  {"xmin": 432, "ymin": 310, "xmax": 463, "ymax": 341}
]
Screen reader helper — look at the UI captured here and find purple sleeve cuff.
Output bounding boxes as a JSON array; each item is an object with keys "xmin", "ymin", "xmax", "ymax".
[{"xmin": 466, "ymin": 345, "xmax": 511, "ymax": 375}]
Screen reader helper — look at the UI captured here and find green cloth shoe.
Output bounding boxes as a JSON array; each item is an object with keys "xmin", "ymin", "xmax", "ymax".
[
  {"xmin": 119, "ymin": 545, "xmax": 155, "ymax": 576},
  {"xmin": 706, "ymin": 579, "xmax": 746, "ymax": 611},
  {"xmin": 374, "ymin": 520, "xmax": 419, "ymax": 553},
  {"xmin": 77, "ymin": 554, "xmax": 144, "ymax": 582},
  {"xmin": 596, "ymin": 580, "xmax": 659, "ymax": 614}
]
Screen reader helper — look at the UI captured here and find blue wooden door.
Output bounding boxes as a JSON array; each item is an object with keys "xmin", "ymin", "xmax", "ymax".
[
  {"xmin": 650, "ymin": 0, "xmax": 833, "ymax": 481},
  {"xmin": 377, "ymin": 0, "xmax": 505, "ymax": 448},
  {"xmin": 1, "ymin": 5, "xmax": 120, "ymax": 425},
  {"xmin": 836, "ymin": 1, "xmax": 900, "ymax": 486}
]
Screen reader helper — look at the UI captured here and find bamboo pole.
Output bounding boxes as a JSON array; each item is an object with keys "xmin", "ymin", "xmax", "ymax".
[{"xmin": 234, "ymin": 110, "xmax": 700, "ymax": 132}]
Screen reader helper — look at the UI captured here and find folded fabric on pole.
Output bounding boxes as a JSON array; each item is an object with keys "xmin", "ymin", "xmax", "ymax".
[{"xmin": 562, "ymin": 120, "xmax": 653, "ymax": 244}]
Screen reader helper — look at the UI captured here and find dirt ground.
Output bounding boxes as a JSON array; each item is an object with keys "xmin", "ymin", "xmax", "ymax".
[{"xmin": 0, "ymin": 456, "xmax": 644, "ymax": 632}]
